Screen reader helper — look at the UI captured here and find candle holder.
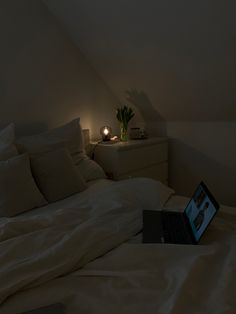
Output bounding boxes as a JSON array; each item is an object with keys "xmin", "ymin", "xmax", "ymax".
[{"xmin": 100, "ymin": 126, "xmax": 112, "ymax": 141}]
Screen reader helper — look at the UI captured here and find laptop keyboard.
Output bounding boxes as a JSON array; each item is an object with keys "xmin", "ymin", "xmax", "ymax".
[{"xmin": 162, "ymin": 212, "xmax": 192, "ymax": 244}]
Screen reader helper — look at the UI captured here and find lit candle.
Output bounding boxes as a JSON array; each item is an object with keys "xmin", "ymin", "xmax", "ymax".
[
  {"xmin": 103, "ymin": 127, "xmax": 109, "ymax": 136},
  {"xmin": 100, "ymin": 126, "xmax": 112, "ymax": 141}
]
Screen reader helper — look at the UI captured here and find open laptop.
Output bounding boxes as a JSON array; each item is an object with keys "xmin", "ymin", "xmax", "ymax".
[{"xmin": 143, "ymin": 182, "xmax": 219, "ymax": 244}]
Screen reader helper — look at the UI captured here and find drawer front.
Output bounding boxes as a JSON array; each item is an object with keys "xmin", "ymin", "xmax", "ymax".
[
  {"xmin": 117, "ymin": 142, "xmax": 168, "ymax": 175},
  {"xmin": 117, "ymin": 162, "xmax": 168, "ymax": 183}
]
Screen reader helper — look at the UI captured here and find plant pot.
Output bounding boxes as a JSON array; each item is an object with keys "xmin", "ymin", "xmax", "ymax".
[{"xmin": 120, "ymin": 123, "xmax": 128, "ymax": 141}]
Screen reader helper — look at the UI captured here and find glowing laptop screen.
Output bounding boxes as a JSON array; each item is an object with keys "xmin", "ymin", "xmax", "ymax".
[{"xmin": 185, "ymin": 183, "xmax": 218, "ymax": 241}]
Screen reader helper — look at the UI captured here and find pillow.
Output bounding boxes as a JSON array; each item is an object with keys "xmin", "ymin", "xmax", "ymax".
[
  {"xmin": 17, "ymin": 118, "xmax": 84, "ymax": 164},
  {"xmin": 0, "ymin": 123, "xmax": 18, "ymax": 161},
  {"xmin": 0, "ymin": 154, "xmax": 47, "ymax": 217},
  {"xmin": 0, "ymin": 144, "xmax": 18, "ymax": 161},
  {"xmin": 16, "ymin": 119, "xmax": 106, "ymax": 182},
  {"xmin": 30, "ymin": 149, "xmax": 87, "ymax": 202},
  {"xmin": 0, "ymin": 123, "xmax": 15, "ymax": 145},
  {"xmin": 76, "ymin": 155, "xmax": 106, "ymax": 182}
]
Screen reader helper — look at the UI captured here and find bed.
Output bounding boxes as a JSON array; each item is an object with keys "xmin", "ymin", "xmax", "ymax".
[{"xmin": 0, "ymin": 120, "xmax": 235, "ymax": 314}]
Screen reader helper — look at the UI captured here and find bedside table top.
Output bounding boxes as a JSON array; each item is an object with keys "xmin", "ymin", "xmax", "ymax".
[{"xmin": 91, "ymin": 137, "xmax": 168, "ymax": 152}]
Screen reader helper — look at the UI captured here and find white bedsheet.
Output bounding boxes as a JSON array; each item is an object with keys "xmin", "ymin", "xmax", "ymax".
[
  {"xmin": 0, "ymin": 178, "xmax": 173, "ymax": 312},
  {"xmin": 0, "ymin": 179, "xmax": 235, "ymax": 314}
]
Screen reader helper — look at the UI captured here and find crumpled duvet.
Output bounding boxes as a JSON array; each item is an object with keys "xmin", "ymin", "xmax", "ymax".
[
  {"xmin": 0, "ymin": 179, "xmax": 235, "ymax": 314},
  {"xmin": 0, "ymin": 178, "xmax": 173, "ymax": 307}
]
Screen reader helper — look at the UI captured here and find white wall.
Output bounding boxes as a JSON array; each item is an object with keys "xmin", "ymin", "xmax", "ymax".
[
  {"xmin": 0, "ymin": 0, "xmax": 119, "ymax": 139},
  {"xmin": 44, "ymin": 0, "xmax": 236, "ymax": 206},
  {"xmin": 167, "ymin": 122, "xmax": 236, "ymax": 206},
  {"xmin": 44, "ymin": 0, "xmax": 236, "ymax": 122},
  {"xmin": 0, "ymin": 0, "xmax": 235, "ymax": 205}
]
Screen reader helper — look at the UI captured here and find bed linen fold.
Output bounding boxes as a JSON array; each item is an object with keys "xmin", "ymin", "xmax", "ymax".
[
  {"xmin": 0, "ymin": 178, "xmax": 173, "ymax": 305},
  {"xmin": 1, "ymin": 179, "xmax": 235, "ymax": 314},
  {"xmin": 2, "ymin": 229, "xmax": 235, "ymax": 314},
  {"xmin": 73, "ymin": 232, "xmax": 236, "ymax": 314}
]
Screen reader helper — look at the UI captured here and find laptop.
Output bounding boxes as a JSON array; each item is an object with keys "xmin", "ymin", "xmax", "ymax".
[{"xmin": 143, "ymin": 182, "xmax": 219, "ymax": 244}]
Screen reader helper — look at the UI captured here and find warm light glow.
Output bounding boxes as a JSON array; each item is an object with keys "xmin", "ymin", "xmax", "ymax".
[
  {"xmin": 100, "ymin": 126, "xmax": 112, "ymax": 141},
  {"xmin": 103, "ymin": 127, "xmax": 109, "ymax": 135}
]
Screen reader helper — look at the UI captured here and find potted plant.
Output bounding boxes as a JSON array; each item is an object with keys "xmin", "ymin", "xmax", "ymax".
[{"xmin": 116, "ymin": 105, "xmax": 135, "ymax": 141}]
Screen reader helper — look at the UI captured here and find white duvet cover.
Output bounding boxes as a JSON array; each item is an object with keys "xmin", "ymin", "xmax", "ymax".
[{"xmin": 0, "ymin": 179, "xmax": 235, "ymax": 314}]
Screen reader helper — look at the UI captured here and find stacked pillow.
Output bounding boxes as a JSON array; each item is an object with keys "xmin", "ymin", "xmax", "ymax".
[
  {"xmin": 17, "ymin": 118, "xmax": 106, "ymax": 183},
  {"xmin": 0, "ymin": 124, "xmax": 47, "ymax": 217},
  {"xmin": 17, "ymin": 118, "xmax": 85, "ymax": 164},
  {"xmin": 76, "ymin": 155, "xmax": 106, "ymax": 182},
  {"xmin": 30, "ymin": 148, "xmax": 87, "ymax": 202},
  {"xmin": 0, "ymin": 123, "xmax": 18, "ymax": 160},
  {"xmin": 0, "ymin": 118, "xmax": 106, "ymax": 217},
  {"xmin": 17, "ymin": 118, "xmax": 89, "ymax": 203}
]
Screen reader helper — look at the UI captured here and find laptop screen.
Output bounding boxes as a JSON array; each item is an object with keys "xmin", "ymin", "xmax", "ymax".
[{"xmin": 184, "ymin": 182, "xmax": 219, "ymax": 241}]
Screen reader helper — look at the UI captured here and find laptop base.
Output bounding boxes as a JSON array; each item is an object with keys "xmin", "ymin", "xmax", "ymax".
[{"xmin": 143, "ymin": 210, "xmax": 194, "ymax": 245}]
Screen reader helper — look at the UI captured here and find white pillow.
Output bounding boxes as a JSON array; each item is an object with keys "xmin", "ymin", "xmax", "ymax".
[
  {"xmin": 16, "ymin": 119, "xmax": 106, "ymax": 182},
  {"xmin": 17, "ymin": 118, "xmax": 84, "ymax": 164},
  {"xmin": 0, "ymin": 154, "xmax": 47, "ymax": 217},
  {"xmin": 0, "ymin": 144, "xmax": 18, "ymax": 161},
  {"xmin": 0, "ymin": 123, "xmax": 15, "ymax": 145},
  {"xmin": 30, "ymin": 149, "xmax": 87, "ymax": 202},
  {"xmin": 0, "ymin": 124, "xmax": 18, "ymax": 161},
  {"xmin": 76, "ymin": 155, "xmax": 106, "ymax": 182}
]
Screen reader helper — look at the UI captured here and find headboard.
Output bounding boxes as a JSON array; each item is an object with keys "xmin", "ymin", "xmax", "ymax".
[{"xmin": 82, "ymin": 129, "xmax": 90, "ymax": 154}]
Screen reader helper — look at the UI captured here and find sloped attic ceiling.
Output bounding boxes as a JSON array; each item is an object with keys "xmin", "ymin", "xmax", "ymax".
[{"xmin": 44, "ymin": 0, "xmax": 236, "ymax": 122}]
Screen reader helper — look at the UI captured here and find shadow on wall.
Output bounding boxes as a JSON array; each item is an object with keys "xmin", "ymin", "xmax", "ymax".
[
  {"xmin": 168, "ymin": 138, "xmax": 236, "ymax": 206},
  {"xmin": 125, "ymin": 88, "xmax": 167, "ymax": 137}
]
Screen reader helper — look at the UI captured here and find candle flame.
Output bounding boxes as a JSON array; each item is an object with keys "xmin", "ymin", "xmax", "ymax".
[{"xmin": 103, "ymin": 127, "xmax": 109, "ymax": 135}]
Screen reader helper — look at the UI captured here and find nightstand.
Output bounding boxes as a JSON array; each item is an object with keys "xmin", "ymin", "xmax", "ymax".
[{"xmin": 91, "ymin": 138, "xmax": 168, "ymax": 184}]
